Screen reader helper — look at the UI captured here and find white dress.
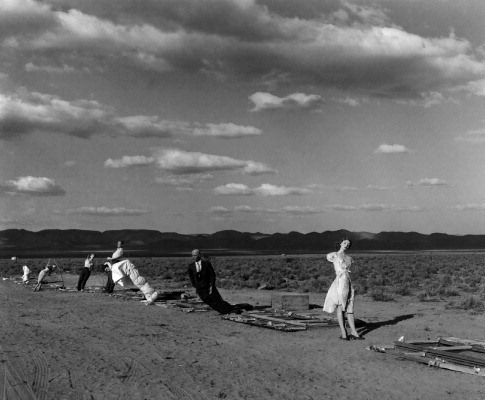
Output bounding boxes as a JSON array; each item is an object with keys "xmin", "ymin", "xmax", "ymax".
[
  {"xmin": 323, "ymin": 252, "xmax": 355, "ymax": 313},
  {"xmin": 22, "ymin": 265, "xmax": 30, "ymax": 283}
]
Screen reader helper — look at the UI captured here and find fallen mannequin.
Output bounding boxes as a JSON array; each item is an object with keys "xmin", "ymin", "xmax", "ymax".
[
  {"xmin": 33, "ymin": 264, "xmax": 56, "ymax": 291},
  {"xmin": 103, "ymin": 260, "xmax": 159, "ymax": 305}
]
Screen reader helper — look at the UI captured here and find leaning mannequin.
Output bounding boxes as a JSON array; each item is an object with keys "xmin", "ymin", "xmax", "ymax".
[
  {"xmin": 104, "ymin": 259, "xmax": 159, "ymax": 305},
  {"xmin": 22, "ymin": 265, "xmax": 31, "ymax": 284}
]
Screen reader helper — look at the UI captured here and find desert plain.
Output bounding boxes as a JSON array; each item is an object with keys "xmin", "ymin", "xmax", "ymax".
[{"xmin": 1, "ymin": 268, "xmax": 485, "ymax": 400}]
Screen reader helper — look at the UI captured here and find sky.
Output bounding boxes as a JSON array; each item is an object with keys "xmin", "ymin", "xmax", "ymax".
[{"xmin": 1, "ymin": 0, "xmax": 485, "ymax": 235}]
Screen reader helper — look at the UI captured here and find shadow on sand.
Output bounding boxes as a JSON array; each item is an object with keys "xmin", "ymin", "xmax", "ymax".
[{"xmin": 356, "ymin": 314, "xmax": 415, "ymax": 336}]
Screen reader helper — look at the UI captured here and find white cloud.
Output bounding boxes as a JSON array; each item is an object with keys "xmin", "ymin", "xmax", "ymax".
[
  {"xmin": 25, "ymin": 62, "xmax": 76, "ymax": 74},
  {"xmin": 0, "ymin": 91, "xmax": 262, "ymax": 140},
  {"xmin": 192, "ymin": 123, "xmax": 262, "ymax": 138},
  {"xmin": 281, "ymin": 206, "xmax": 322, "ymax": 215},
  {"xmin": 4, "ymin": 1, "xmax": 483, "ymax": 98},
  {"xmin": 366, "ymin": 184, "xmax": 396, "ymax": 191},
  {"xmin": 62, "ymin": 206, "xmax": 148, "ymax": 216},
  {"xmin": 456, "ymin": 204, "xmax": 485, "ymax": 211},
  {"xmin": 324, "ymin": 203, "xmax": 424, "ymax": 212},
  {"xmin": 375, "ymin": 144, "xmax": 410, "ymax": 154},
  {"xmin": 116, "ymin": 117, "xmax": 262, "ymax": 139},
  {"xmin": 155, "ymin": 174, "xmax": 213, "ymax": 189},
  {"xmin": 249, "ymin": 92, "xmax": 324, "ymax": 112},
  {"xmin": 0, "ymin": 91, "xmax": 112, "ymax": 139},
  {"xmin": 152, "ymin": 148, "xmax": 275, "ymax": 175},
  {"xmin": 0, "ymin": 176, "xmax": 65, "ymax": 196},
  {"xmin": 254, "ymin": 184, "xmax": 312, "ymax": 196},
  {"xmin": 215, "ymin": 183, "xmax": 312, "ymax": 196},
  {"xmin": 104, "ymin": 156, "xmax": 155, "ymax": 168},
  {"xmin": 214, "ymin": 183, "xmax": 254, "ymax": 196},
  {"xmin": 455, "ymin": 128, "xmax": 485, "ymax": 143},
  {"xmin": 406, "ymin": 178, "xmax": 451, "ymax": 187},
  {"xmin": 208, "ymin": 206, "xmax": 232, "ymax": 217}
]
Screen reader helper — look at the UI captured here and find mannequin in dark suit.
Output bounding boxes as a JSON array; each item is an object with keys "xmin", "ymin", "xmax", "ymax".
[{"xmin": 187, "ymin": 249, "xmax": 233, "ymax": 314}]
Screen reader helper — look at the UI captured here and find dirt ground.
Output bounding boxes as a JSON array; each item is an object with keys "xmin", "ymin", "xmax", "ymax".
[{"xmin": 1, "ymin": 273, "xmax": 485, "ymax": 400}]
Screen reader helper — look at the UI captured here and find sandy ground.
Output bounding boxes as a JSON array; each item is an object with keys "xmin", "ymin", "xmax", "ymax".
[{"xmin": 1, "ymin": 273, "xmax": 485, "ymax": 400}]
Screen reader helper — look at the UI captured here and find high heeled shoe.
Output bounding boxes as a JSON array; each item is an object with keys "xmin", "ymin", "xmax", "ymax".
[{"xmin": 348, "ymin": 334, "xmax": 364, "ymax": 340}]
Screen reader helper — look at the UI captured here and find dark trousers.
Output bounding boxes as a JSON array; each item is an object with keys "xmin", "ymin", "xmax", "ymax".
[
  {"xmin": 197, "ymin": 287, "xmax": 233, "ymax": 314},
  {"xmin": 105, "ymin": 271, "xmax": 115, "ymax": 293},
  {"xmin": 77, "ymin": 268, "xmax": 91, "ymax": 291}
]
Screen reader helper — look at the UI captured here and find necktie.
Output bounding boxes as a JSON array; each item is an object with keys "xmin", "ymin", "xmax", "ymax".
[{"xmin": 196, "ymin": 262, "xmax": 201, "ymax": 273}]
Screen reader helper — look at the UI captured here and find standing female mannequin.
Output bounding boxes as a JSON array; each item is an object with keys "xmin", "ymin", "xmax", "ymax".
[{"xmin": 323, "ymin": 238, "xmax": 363, "ymax": 340}]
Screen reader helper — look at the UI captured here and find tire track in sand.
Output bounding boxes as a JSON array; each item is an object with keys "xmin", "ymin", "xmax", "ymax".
[
  {"xmin": 123, "ymin": 349, "xmax": 210, "ymax": 400},
  {"xmin": 30, "ymin": 348, "xmax": 49, "ymax": 400},
  {"xmin": 0, "ymin": 345, "xmax": 37, "ymax": 400}
]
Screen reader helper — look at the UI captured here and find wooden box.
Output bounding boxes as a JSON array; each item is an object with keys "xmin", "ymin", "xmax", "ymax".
[{"xmin": 271, "ymin": 293, "xmax": 309, "ymax": 311}]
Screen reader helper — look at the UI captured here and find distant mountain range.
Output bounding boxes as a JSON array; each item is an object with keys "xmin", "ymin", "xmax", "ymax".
[{"xmin": 1, "ymin": 229, "xmax": 485, "ymax": 257}]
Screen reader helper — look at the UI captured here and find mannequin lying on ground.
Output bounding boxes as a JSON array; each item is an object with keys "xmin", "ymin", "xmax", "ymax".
[{"xmin": 103, "ymin": 259, "xmax": 159, "ymax": 305}]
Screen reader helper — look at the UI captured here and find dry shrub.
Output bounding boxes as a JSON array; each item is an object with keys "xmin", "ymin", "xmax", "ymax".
[
  {"xmin": 370, "ymin": 288, "xmax": 395, "ymax": 302},
  {"xmin": 446, "ymin": 296, "xmax": 485, "ymax": 312}
]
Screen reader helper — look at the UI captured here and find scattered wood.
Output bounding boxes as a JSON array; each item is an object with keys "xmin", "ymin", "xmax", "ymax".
[
  {"xmin": 393, "ymin": 336, "xmax": 485, "ymax": 376},
  {"xmin": 223, "ymin": 309, "xmax": 339, "ymax": 331}
]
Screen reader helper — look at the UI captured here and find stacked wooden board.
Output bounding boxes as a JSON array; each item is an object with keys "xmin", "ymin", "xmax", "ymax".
[
  {"xmin": 222, "ymin": 309, "xmax": 339, "ymax": 332},
  {"xmin": 391, "ymin": 337, "xmax": 485, "ymax": 377}
]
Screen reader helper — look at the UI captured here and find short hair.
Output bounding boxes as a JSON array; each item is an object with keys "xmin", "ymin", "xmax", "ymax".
[
  {"xmin": 191, "ymin": 249, "xmax": 200, "ymax": 256},
  {"xmin": 335, "ymin": 237, "xmax": 352, "ymax": 250}
]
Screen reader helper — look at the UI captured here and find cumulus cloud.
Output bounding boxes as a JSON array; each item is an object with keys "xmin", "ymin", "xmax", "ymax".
[
  {"xmin": 25, "ymin": 62, "xmax": 76, "ymax": 74},
  {"xmin": 2, "ymin": 0, "xmax": 484, "ymax": 98},
  {"xmin": 115, "ymin": 117, "xmax": 262, "ymax": 139},
  {"xmin": 62, "ymin": 206, "xmax": 148, "ymax": 216},
  {"xmin": 104, "ymin": 155, "xmax": 155, "ymax": 168},
  {"xmin": 249, "ymin": 92, "xmax": 324, "ymax": 112},
  {"xmin": 0, "ymin": 91, "xmax": 263, "ymax": 140},
  {"xmin": 0, "ymin": 91, "xmax": 112, "ymax": 139},
  {"xmin": 208, "ymin": 206, "xmax": 232, "ymax": 217},
  {"xmin": 0, "ymin": 176, "xmax": 65, "ymax": 196},
  {"xmin": 104, "ymin": 149, "xmax": 275, "ymax": 175},
  {"xmin": 324, "ymin": 203, "xmax": 425, "ymax": 212},
  {"xmin": 375, "ymin": 144, "xmax": 410, "ymax": 154},
  {"xmin": 455, "ymin": 128, "xmax": 485, "ymax": 143},
  {"xmin": 214, "ymin": 183, "xmax": 311, "ymax": 196},
  {"xmin": 155, "ymin": 174, "xmax": 213, "ymax": 190},
  {"xmin": 366, "ymin": 184, "xmax": 396, "ymax": 191},
  {"xmin": 406, "ymin": 178, "xmax": 451, "ymax": 188},
  {"xmin": 192, "ymin": 123, "xmax": 262, "ymax": 138},
  {"xmin": 152, "ymin": 148, "xmax": 275, "ymax": 175},
  {"xmin": 212, "ymin": 202, "xmax": 423, "ymax": 217},
  {"xmin": 456, "ymin": 204, "xmax": 485, "ymax": 211},
  {"xmin": 214, "ymin": 183, "xmax": 254, "ymax": 196}
]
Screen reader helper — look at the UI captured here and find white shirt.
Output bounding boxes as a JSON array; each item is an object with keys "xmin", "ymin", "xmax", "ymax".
[
  {"xmin": 84, "ymin": 258, "xmax": 93, "ymax": 269},
  {"xmin": 196, "ymin": 261, "xmax": 202, "ymax": 273},
  {"xmin": 111, "ymin": 248, "xmax": 123, "ymax": 261}
]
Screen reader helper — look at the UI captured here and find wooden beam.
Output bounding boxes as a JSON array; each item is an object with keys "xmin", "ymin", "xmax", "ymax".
[
  {"xmin": 245, "ymin": 313, "xmax": 307, "ymax": 327},
  {"xmin": 429, "ymin": 346, "xmax": 473, "ymax": 351}
]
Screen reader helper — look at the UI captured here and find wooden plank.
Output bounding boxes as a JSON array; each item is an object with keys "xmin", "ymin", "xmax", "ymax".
[
  {"xmin": 401, "ymin": 354, "xmax": 485, "ymax": 377},
  {"xmin": 429, "ymin": 346, "xmax": 473, "ymax": 351},
  {"xmin": 423, "ymin": 349, "xmax": 485, "ymax": 368},
  {"xmin": 440, "ymin": 337, "xmax": 485, "ymax": 347},
  {"xmin": 245, "ymin": 313, "xmax": 307, "ymax": 327},
  {"xmin": 406, "ymin": 340, "xmax": 440, "ymax": 345}
]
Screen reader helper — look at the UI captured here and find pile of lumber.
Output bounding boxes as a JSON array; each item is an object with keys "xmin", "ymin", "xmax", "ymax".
[{"xmin": 223, "ymin": 309, "xmax": 339, "ymax": 332}]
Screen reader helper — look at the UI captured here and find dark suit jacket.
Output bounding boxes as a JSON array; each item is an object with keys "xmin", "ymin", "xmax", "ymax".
[{"xmin": 187, "ymin": 260, "xmax": 216, "ymax": 294}]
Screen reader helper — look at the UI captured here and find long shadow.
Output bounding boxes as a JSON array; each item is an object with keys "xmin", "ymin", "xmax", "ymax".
[{"xmin": 356, "ymin": 314, "xmax": 415, "ymax": 336}]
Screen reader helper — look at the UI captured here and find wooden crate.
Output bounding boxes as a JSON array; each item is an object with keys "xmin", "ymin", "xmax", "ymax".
[{"xmin": 271, "ymin": 293, "xmax": 309, "ymax": 310}]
